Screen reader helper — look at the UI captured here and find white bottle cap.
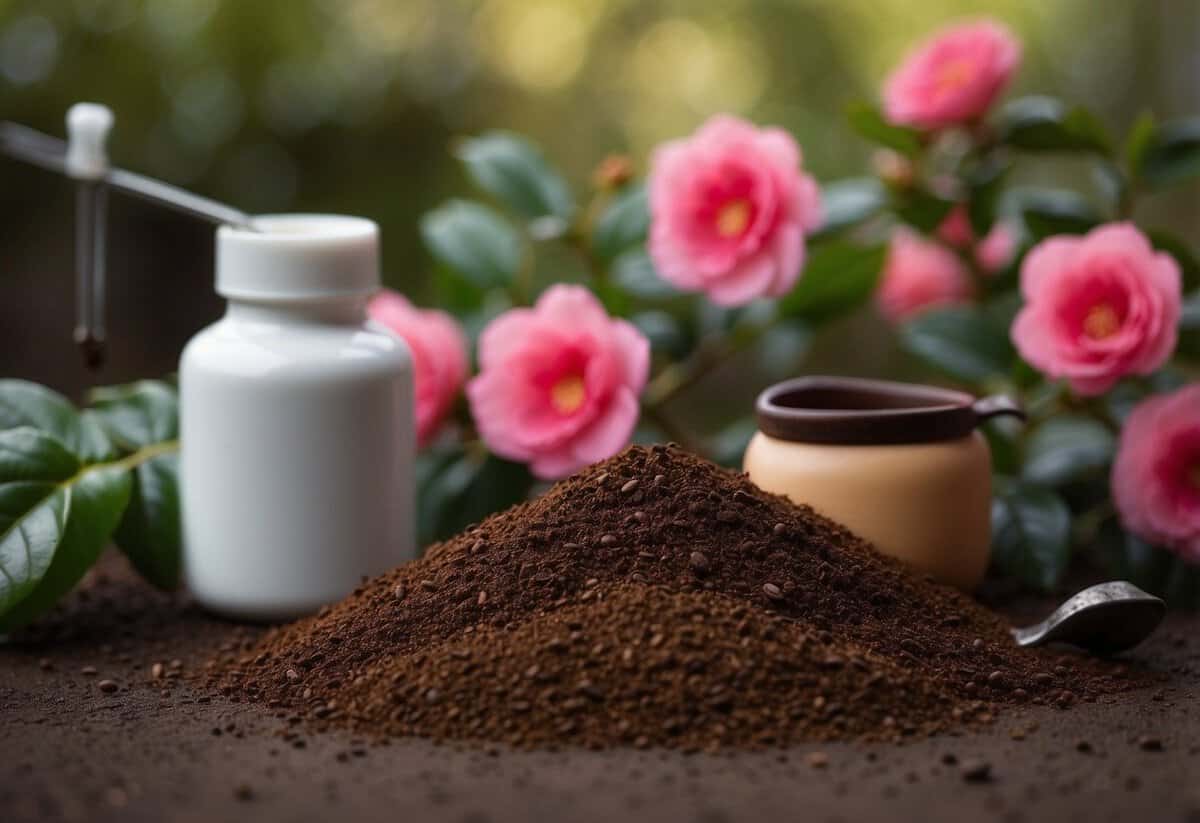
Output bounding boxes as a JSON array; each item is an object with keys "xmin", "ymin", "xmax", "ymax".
[
  {"xmin": 65, "ymin": 102, "xmax": 114, "ymax": 180},
  {"xmin": 216, "ymin": 214, "xmax": 380, "ymax": 301}
]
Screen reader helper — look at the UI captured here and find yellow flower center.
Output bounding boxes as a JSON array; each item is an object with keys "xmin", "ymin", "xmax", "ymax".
[
  {"xmin": 1083, "ymin": 303, "xmax": 1121, "ymax": 340},
  {"xmin": 715, "ymin": 199, "xmax": 751, "ymax": 238},
  {"xmin": 551, "ymin": 374, "xmax": 586, "ymax": 414},
  {"xmin": 936, "ymin": 58, "xmax": 974, "ymax": 94}
]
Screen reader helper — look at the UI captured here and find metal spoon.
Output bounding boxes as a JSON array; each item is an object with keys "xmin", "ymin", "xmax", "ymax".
[{"xmin": 1011, "ymin": 581, "xmax": 1165, "ymax": 655}]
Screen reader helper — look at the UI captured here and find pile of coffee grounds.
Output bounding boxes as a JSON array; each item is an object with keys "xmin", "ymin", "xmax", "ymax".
[{"xmin": 210, "ymin": 445, "xmax": 1139, "ymax": 749}]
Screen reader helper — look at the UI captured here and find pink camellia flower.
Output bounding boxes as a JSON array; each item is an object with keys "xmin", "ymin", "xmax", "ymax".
[
  {"xmin": 1112, "ymin": 383, "xmax": 1200, "ymax": 563},
  {"xmin": 975, "ymin": 221, "xmax": 1018, "ymax": 274},
  {"xmin": 1011, "ymin": 223, "xmax": 1181, "ymax": 396},
  {"xmin": 369, "ymin": 290, "xmax": 468, "ymax": 447},
  {"xmin": 648, "ymin": 115, "xmax": 822, "ymax": 307},
  {"xmin": 883, "ymin": 19, "xmax": 1021, "ymax": 130},
  {"xmin": 467, "ymin": 285, "xmax": 650, "ymax": 480},
  {"xmin": 876, "ymin": 229, "xmax": 974, "ymax": 322}
]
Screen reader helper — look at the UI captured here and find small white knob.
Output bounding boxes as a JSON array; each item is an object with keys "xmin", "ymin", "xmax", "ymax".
[{"xmin": 65, "ymin": 102, "xmax": 114, "ymax": 180}]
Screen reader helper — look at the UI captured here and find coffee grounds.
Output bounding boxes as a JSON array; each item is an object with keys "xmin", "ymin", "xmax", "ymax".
[{"xmin": 210, "ymin": 445, "xmax": 1139, "ymax": 748}]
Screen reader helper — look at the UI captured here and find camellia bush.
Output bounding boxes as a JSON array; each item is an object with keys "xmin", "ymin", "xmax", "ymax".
[{"xmin": 1, "ymin": 17, "xmax": 1198, "ymax": 631}]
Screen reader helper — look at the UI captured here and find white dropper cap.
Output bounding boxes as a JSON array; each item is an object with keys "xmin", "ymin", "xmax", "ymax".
[
  {"xmin": 65, "ymin": 103, "xmax": 114, "ymax": 181},
  {"xmin": 216, "ymin": 214, "xmax": 380, "ymax": 301}
]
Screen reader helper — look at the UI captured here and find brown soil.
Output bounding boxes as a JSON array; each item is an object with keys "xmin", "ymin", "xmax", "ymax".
[
  {"xmin": 5, "ymin": 554, "xmax": 1195, "ymax": 823},
  {"xmin": 210, "ymin": 445, "xmax": 1139, "ymax": 749}
]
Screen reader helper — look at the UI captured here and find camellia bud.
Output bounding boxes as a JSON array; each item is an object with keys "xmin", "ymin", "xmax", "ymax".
[
  {"xmin": 872, "ymin": 149, "xmax": 914, "ymax": 188},
  {"xmin": 593, "ymin": 154, "xmax": 634, "ymax": 190}
]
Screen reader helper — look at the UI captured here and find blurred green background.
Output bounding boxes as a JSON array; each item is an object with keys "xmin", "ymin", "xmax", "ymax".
[{"xmin": 1, "ymin": 0, "xmax": 1198, "ymax": 402}]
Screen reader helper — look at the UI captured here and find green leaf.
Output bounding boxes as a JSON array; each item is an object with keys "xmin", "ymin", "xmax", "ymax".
[
  {"xmin": 779, "ymin": 242, "xmax": 885, "ymax": 324},
  {"xmin": 112, "ymin": 453, "xmax": 180, "ymax": 590},
  {"xmin": 892, "ymin": 188, "xmax": 956, "ymax": 233},
  {"xmin": 0, "ymin": 380, "xmax": 114, "ymax": 462},
  {"xmin": 89, "ymin": 380, "xmax": 179, "ymax": 449},
  {"xmin": 991, "ymin": 479, "xmax": 1071, "ymax": 591},
  {"xmin": 1130, "ymin": 117, "xmax": 1200, "ymax": 188},
  {"xmin": 420, "ymin": 200, "xmax": 522, "ymax": 289},
  {"xmin": 455, "ymin": 131, "xmax": 574, "ymax": 220},
  {"xmin": 900, "ymin": 306, "xmax": 1015, "ymax": 383},
  {"xmin": 87, "ymin": 380, "xmax": 182, "ymax": 589},
  {"xmin": 419, "ymin": 451, "xmax": 534, "ymax": 545},
  {"xmin": 610, "ymin": 249, "xmax": 677, "ymax": 300},
  {"xmin": 592, "ymin": 184, "xmax": 649, "ymax": 260},
  {"xmin": 1183, "ymin": 290, "xmax": 1200, "ymax": 328},
  {"xmin": 756, "ymin": 321, "xmax": 813, "ymax": 378},
  {"xmin": 0, "ymin": 428, "xmax": 132, "ymax": 631},
  {"xmin": 1013, "ymin": 188, "xmax": 1101, "ymax": 241},
  {"xmin": 965, "ymin": 156, "xmax": 1009, "ymax": 236},
  {"xmin": 811, "ymin": 178, "xmax": 885, "ymax": 239},
  {"xmin": 708, "ymin": 417, "xmax": 758, "ymax": 469},
  {"xmin": 1125, "ymin": 111, "xmax": 1157, "ymax": 179},
  {"xmin": 846, "ymin": 101, "xmax": 922, "ymax": 155},
  {"xmin": 630, "ymin": 310, "xmax": 688, "ymax": 358},
  {"xmin": 1021, "ymin": 416, "xmax": 1115, "ymax": 487},
  {"xmin": 997, "ymin": 96, "xmax": 1112, "ymax": 154}
]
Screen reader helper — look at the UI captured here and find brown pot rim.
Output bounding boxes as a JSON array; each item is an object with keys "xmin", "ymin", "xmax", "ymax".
[{"xmin": 755, "ymin": 376, "xmax": 1024, "ymax": 446}]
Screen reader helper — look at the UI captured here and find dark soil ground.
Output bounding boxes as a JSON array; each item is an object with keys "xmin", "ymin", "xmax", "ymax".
[{"xmin": 2, "ymin": 553, "xmax": 1198, "ymax": 823}]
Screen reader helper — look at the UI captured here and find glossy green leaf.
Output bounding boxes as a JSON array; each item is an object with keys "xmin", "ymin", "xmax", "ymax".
[
  {"xmin": 630, "ymin": 310, "xmax": 688, "ymax": 358},
  {"xmin": 756, "ymin": 321, "xmax": 813, "ymax": 379},
  {"xmin": 0, "ymin": 428, "xmax": 132, "ymax": 631},
  {"xmin": 0, "ymin": 380, "xmax": 114, "ymax": 462},
  {"xmin": 997, "ymin": 96, "xmax": 1112, "ymax": 154},
  {"xmin": 592, "ymin": 184, "xmax": 649, "ymax": 260},
  {"xmin": 965, "ymin": 156, "xmax": 1009, "ymax": 235},
  {"xmin": 456, "ymin": 131, "xmax": 574, "ymax": 220},
  {"xmin": 845, "ymin": 102, "xmax": 922, "ymax": 156},
  {"xmin": 1129, "ymin": 117, "xmax": 1200, "ymax": 188},
  {"xmin": 419, "ymin": 451, "xmax": 534, "ymax": 545},
  {"xmin": 893, "ymin": 188, "xmax": 956, "ymax": 233},
  {"xmin": 420, "ymin": 200, "xmax": 522, "ymax": 289},
  {"xmin": 1182, "ymin": 290, "xmax": 1200, "ymax": 328},
  {"xmin": 779, "ymin": 242, "xmax": 885, "ymax": 324},
  {"xmin": 1125, "ymin": 111, "xmax": 1157, "ymax": 179},
  {"xmin": 87, "ymin": 380, "xmax": 182, "ymax": 590},
  {"xmin": 112, "ymin": 453, "xmax": 180, "ymax": 590},
  {"xmin": 89, "ymin": 380, "xmax": 179, "ymax": 448},
  {"xmin": 708, "ymin": 417, "xmax": 758, "ymax": 469},
  {"xmin": 991, "ymin": 479, "xmax": 1071, "ymax": 591},
  {"xmin": 1022, "ymin": 416, "xmax": 1115, "ymax": 487},
  {"xmin": 611, "ymin": 249, "xmax": 678, "ymax": 300},
  {"xmin": 900, "ymin": 306, "xmax": 1015, "ymax": 383},
  {"xmin": 811, "ymin": 178, "xmax": 885, "ymax": 239},
  {"xmin": 1014, "ymin": 189, "xmax": 1101, "ymax": 241}
]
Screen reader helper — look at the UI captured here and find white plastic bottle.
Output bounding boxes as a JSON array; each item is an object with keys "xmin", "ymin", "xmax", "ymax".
[{"xmin": 180, "ymin": 214, "xmax": 415, "ymax": 620}]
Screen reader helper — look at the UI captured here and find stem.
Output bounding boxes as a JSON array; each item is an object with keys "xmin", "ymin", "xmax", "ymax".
[
  {"xmin": 108, "ymin": 440, "xmax": 179, "ymax": 472},
  {"xmin": 644, "ymin": 319, "xmax": 772, "ymax": 409}
]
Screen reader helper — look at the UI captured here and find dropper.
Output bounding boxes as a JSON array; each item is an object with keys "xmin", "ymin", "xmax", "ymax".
[{"xmin": 0, "ymin": 103, "xmax": 258, "ymax": 368}]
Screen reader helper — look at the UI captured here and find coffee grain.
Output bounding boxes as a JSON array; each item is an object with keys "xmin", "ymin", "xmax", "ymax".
[{"xmin": 211, "ymin": 445, "xmax": 1136, "ymax": 749}]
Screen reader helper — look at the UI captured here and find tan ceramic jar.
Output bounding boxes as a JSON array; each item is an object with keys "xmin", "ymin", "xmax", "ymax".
[{"xmin": 743, "ymin": 377, "xmax": 1023, "ymax": 591}]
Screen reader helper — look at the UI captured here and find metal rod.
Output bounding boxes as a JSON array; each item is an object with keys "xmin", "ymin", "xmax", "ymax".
[
  {"xmin": 106, "ymin": 167, "xmax": 256, "ymax": 230},
  {"xmin": 0, "ymin": 121, "xmax": 257, "ymax": 231}
]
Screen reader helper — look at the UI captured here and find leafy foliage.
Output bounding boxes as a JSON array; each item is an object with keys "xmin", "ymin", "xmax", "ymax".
[{"xmin": 0, "ymin": 380, "xmax": 179, "ymax": 632}]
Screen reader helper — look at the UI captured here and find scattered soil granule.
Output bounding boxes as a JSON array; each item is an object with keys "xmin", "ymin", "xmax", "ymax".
[{"xmin": 211, "ymin": 445, "xmax": 1142, "ymax": 749}]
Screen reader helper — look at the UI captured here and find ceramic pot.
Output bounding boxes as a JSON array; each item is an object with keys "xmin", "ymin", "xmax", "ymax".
[{"xmin": 743, "ymin": 376, "xmax": 1023, "ymax": 590}]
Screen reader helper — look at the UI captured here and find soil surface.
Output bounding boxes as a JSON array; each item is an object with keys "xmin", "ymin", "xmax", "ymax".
[{"xmin": 2, "ymin": 553, "xmax": 1199, "ymax": 823}]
